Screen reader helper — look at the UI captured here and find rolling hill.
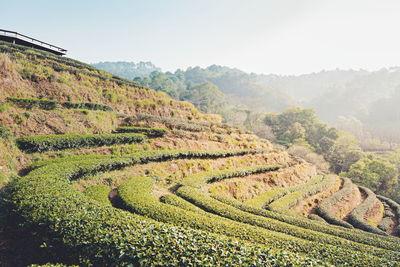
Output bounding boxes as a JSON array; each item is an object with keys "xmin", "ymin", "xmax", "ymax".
[{"xmin": 0, "ymin": 41, "xmax": 400, "ymax": 266}]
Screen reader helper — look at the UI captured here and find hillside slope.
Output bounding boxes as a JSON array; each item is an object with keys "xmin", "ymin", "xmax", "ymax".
[{"xmin": 0, "ymin": 41, "xmax": 400, "ymax": 266}]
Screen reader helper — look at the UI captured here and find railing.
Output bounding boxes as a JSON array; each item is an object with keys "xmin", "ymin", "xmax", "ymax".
[{"xmin": 0, "ymin": 29, "xmax": 67, "ymax": 54}]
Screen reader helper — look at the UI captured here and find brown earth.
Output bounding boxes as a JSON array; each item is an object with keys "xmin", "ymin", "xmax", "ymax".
[
  {"xmin": 332, "ymin": 183, "xmax": 363, "ymax": 220},
  {"xmin": 292, "ymin": 177, "xmax": 341, "ymax": 216}
]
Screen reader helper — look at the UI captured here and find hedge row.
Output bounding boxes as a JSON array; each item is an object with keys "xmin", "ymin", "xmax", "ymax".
[
  {"xmin": 181, "ymin": 165, "xmax": 281, "ymax": 188},
  {"xmin": 16, "ymin": 133, "xmax": 146, "ymax": 153},
  {"xmin": 29, "ymin": 148, "xmax": 265, "ymax": 170},
  {"xmin": 308, "ymin": 214, "xmax": 327, "ymax": 223},
  {"xmin": 160, "ymin": 194, "xmax": 209, "ymax": 215},
  {"xmin": 132, "ymin": 113, "xmax": 207, "ymax": 132},
  {"xmin": 316, "ymin": 178, "xmax": 354, "ymax": 228},
  {"xmin": 8, "ymin": 159, "xmax": 314, "ymax": 266},
  {"xmin": 83, "ymin": 185, "xmax": 112, "ymax": 206},
  {"xmin": 268, "ymin": 175, "xmax": 339, "ymax": 215},
  {"xmin": 244, "ymin": 176, "xmax": 323, "ymax": 209},
  {"xmin": 117, "ymin": 177, "xmax": 396, "ymax": 265},
  {"xmin": 7, "ymin": 97, "xmax": 113, "ymax": 111},
  {"xmin": 175, "ymin": 185, "xmax": 400, "ymax": 263},
  {"xmin": 378, "ymin": 195, "xmax": 400, "ymax": 235},
  {"xmin": 114, "ymin": 126, "xmax": 168, "ymax": 137},
  {"xmin": 347, "ymin": 186, "xmax": 387, "ymax": 235},
  {"xmin": 212, "ymin": 194, "xmax": 400, "ymax": 251}
]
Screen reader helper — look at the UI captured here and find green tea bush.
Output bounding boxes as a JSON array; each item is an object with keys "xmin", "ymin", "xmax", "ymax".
[
  {"xmin": 181, "ymin": 165, "xmax": 281, "ymax": 188},
  {"xmin": 0, "ymin": 125, "xmax": 12, "ymax": 140},
  {"xmin": 308, "ymin": 214, "xmax": 327, "ymax": 222},
  {"xmin": 118, "ymin": 177, "xmax": 396, "ymax": 265},
  {"xmin": 212, "ymin": 194, "xmax": 400, "ymax": 251},
  {"xmin": 83, "ymin": 185, "xmax": 111, "ymax": 206},
  {"xmin": 7, "ymin": 97, "xmax": 59, "ymax": 110},
  {"xmin": 160, "ymin": 194, "xmax": 208, "ymax": 215},
  {"xmin": 268, "ymin": 175, "xmax": 338, "ymax": 214},
  {"xmin": 244, "ymin": 176, "xmax": 323, "ymax": 209},
  {"xmin": 9, "ymin": 159, "xmax": 320, "ymax": 266},
  {"xmin": 347, "ymin": 186, "xmax": 387, "ymax": 235},
  {"xmin": 7, "ymin": 97, "xmax": 112, "ymax": 111},
  {"xmin": 176, "ymin": 186, "xmax": 400, "ymax": 263},
  {"xmin": 378, "ymin": 195, "xmax": 400, "ymax": 235},
  {"xmin": 16, "ymin": 133, "xmax": 146, "ymax": 153},
  {"xmin": 115, "ymin": 126, "xmax": 168, "ymax": 137},
  {"xmin": 132, "ymin": 113, "xmax": 208, "ymax": 132},
  {"xmin": 28, "ymin": 149, "xmax": 264, "ymax": 170},
  {"xmin": 316, "ymin": 178, "xmax": 354, "ymax": 228}
]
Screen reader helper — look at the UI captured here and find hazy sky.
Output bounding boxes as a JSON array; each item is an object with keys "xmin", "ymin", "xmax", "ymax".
[{"xmin": 2, "ymin": 0, "xmax": 400, "ymax": 74}]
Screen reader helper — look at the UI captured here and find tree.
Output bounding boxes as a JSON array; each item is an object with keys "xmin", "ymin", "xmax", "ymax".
[
  {"xmin": 342, "ymin": 155, "xmax": 398, "ymax": 194},
  {"xmin": 325, "ymin": 134, "xmax": 363, "ymax": 173}
]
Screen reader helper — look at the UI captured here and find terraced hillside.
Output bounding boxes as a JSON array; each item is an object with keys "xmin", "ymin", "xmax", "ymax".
[{"xmin": 0, "ymin": 41, "xmax": 400, "ymax": 266}]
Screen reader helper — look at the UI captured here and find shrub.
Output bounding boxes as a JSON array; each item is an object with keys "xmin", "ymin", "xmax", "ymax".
[
  {"xmin": 0, "ymin": 125, "xmax": 12, "ymax": 140},
  {"xmin": 176, "ymin": 185, "xmax": 399, "ymax": 263},
  {"xmin": 181, "ymin": 165, "xmax": 281, "ymax": 188},
  {"xmin": 160, "ymin": 194, "xmax": 208, "ymax": 215},
  {"xmin": 212, "ymin": 194, "xmax": 400, "ymax": 251},
  {"xmin": 347, "ymin": 186, "xmax": 387, "ymax": 235},
  {"xmin": 15, "ymin": 133, "xmax": 146, "ymax": 153},
  {"xmin": 115, "ymin": 126, "xmax": 167, "ymax": 137},
  {"xmin": 244, "ymin": 176, "xmax": 323, "ymax": 209},
  {"xmin": 131, "ymin": 113, "xmax": 208, "ymax": 132},
  {"xmin": 308, "ymin": 214, "xmax": 327, "ymax": 223},
  {"xmin": 83, "ymin": 185, "xmax": 111, "ymax": 206},
  {"xmin": 316, "ymin": 178, "xmax": 354, "ymax": 228},
  {"xmin": 7, "ymin": 97, "xmax": 113, "ymax": 111},
  {"xmin": 8, "ymin": 154, "xmax": 326, "ymax": 266},
  {"xmin": 268, "ymin": 175, "xmax": 339, "ymax": 215},
  {"xmin": 7, "ymin": 97, "xmax": 59, "ymax": 110}
]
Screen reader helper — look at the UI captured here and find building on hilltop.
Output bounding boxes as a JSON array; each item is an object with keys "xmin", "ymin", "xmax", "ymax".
[{"xmin": 0, "ymin": 29, "xmax": 67, "ymax": 56}]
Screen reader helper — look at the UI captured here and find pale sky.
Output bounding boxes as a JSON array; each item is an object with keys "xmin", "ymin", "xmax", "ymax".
[{"xmin": 2, "ymin": 0, "xmax": 400, "ymax": 74}]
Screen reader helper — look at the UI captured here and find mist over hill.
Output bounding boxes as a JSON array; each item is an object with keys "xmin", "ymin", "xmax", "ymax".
[
  {"xmin": 92, "ymin": 61, "xmax": 161, "ymax": 79},
  {"xmin": 92, "ymin": 61, "xmax": 400, "ymax": 144}
]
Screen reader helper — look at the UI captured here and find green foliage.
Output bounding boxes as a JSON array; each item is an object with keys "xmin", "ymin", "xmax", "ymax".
[
  {"xmin": 244, "ymin": 176, "xmax": 323, "ymax": 209},
  {"xmin": 343, "ymin": 155, "xmax": 398, "ymax": 194},
  {"xmin": 115, "ymin": 126, "xmax": 168, "ymax": 137},
  {"xmin": 268, "ymin": 175, "xmax": 338, "ymax": 214},
  {"xmin": 316, "ymin": 178, "xmax": 354, "ymax": 228},
  {"xmin": 9, "ymin": 158, "xmax": 316, "ymax": 266},
  {"xmin": 181, "ymin": 165, "xmax": 280, "ymax": 188},
  {"xmin": 7, "ymin": 97, "xmax": 113, "ymax": 111},
  {"xmin": 15, "ymin": 133, "xmax": 146, "ymax": 153},
  {"xmin": 0, "ymin": 125, "xmax": 12, "ymax": 140},
  {"xmin": 325, "ymin": 134, "xmax": 364, "ymax": 173},
  {"xmin": 83, "ymin": 185, "xmax": 111, "ymax": 206},
  {"xmin": 132, "ymin": 113, "xmax": 207, "ymax": 132},
  {"xmin": 176, "ymin": 186, "xmax": 400, "ymax": 264},
  {"xmin": 160, "ymin": 194, "xmax": 208, "ymax": 215},
  {"xmin": 347, "ymin": 186, "xmax": 387, "ymax": 235},
  {"xmin": 264, "ymin": 108, "xmax": 338, "ymax": 153},
  {"xmin": 378, "ymin": 195, "xmax": 400, "ymax": 235},
  {"xmin": 118, "ymin": 176, "xmax": 397, "ymax": 265},
  {"xmin": 212, "ymin": 194, "xmax": 400, "ymax": 251},
  {"xmin": 308, "ymin": 214, "xmax": 327, "ymax": 223}
]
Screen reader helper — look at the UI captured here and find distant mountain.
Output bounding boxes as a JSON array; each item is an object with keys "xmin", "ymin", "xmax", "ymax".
[{"xmin": 91, "ymin": 61, "xmax": 161, "ymax": 79}]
